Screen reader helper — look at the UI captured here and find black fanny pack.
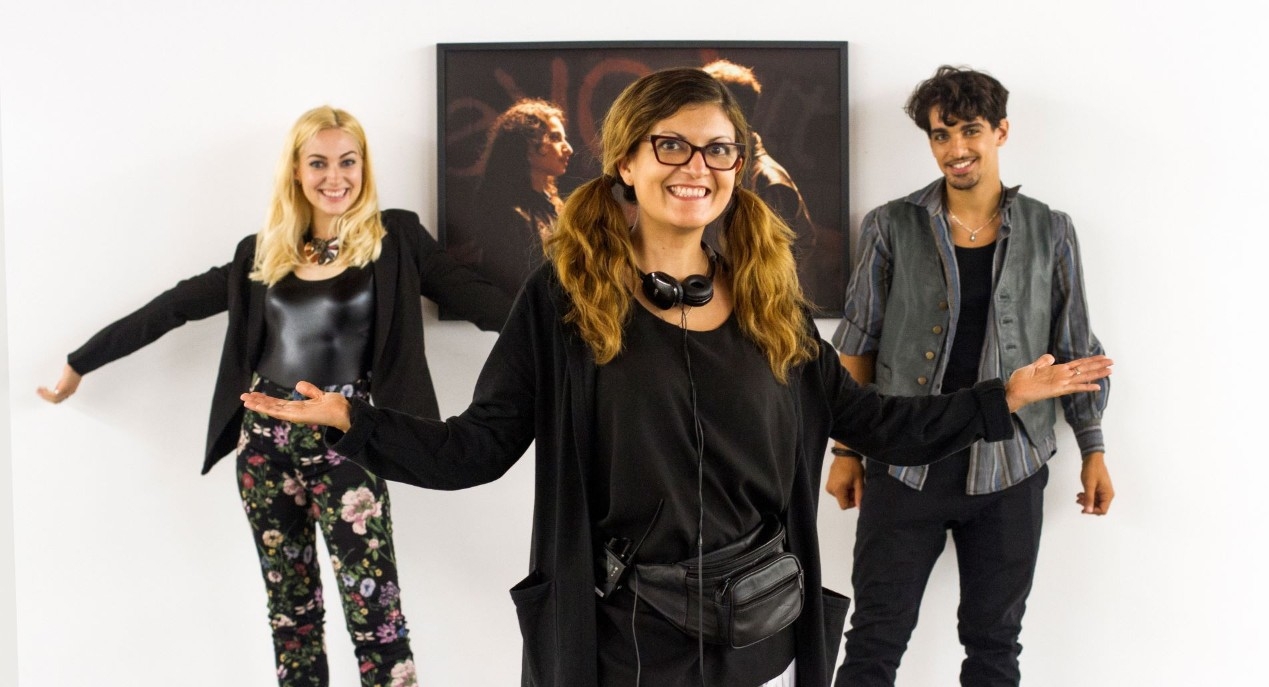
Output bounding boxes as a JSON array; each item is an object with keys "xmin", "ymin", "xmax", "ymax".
[{"xmin": 631, "ymin": 517, "xmax": 804, "ymax": 649}]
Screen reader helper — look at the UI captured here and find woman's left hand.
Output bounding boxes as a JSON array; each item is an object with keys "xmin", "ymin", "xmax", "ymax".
[
  {"xmin": 37, "ymin": 364, "xmax": 82, "ymax": 404},
  {"xmin": 241, "ymin": 381, "xmax": 352, "ymax": 431},
  {"xmin": 1004, "ymin": 353, "xmax": 1113, "ymax": 413}
]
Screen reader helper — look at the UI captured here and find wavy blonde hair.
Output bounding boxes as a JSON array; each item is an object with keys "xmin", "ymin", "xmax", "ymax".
[
  {"xmin": 250, "ymin": 106, "xmax": 384, "ymax": 285},
  {"xmin": 547, "ymin": 68, "xmax": 815, "ymax": 382}
]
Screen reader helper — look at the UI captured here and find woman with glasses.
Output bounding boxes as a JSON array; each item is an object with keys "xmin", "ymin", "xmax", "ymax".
[
  {"xmin": 38, "ymin": 106, "xmax": 510, "ymax": 687},
  {"xmin": 242, "ymin": 69, "xmax": 1111, "ymax": 686}
]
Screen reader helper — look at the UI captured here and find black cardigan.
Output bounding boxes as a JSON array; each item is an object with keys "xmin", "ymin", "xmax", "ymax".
[
  {"xmin": 67, "ymin": 209, "xmax": 511, "ymax": 474},
  {"xmin": 327, "ymin": 264, "xmax": 1014, "ymax": 686}
]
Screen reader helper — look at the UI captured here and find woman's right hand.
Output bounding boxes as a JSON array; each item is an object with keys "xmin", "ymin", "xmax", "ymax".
[
  {"xmin": 241, "ymin": 381, "xmax": 352, "ymax": 432},
  {"xmin": 37, "ymin": 364, "xmax": 82, "ymax": 404},
  {"xmin": 1004, "ymin": 353, "xmax": 1113, "ymax": 413}
]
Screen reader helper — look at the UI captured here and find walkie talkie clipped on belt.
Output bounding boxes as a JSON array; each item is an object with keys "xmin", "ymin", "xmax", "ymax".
[{"xmin": 595, "ymin": 499, "xmax": 664, "ymax": 598}]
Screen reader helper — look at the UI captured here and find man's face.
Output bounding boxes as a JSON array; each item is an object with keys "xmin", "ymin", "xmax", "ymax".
[{"xmin": 926, "ymin": 108, "xmax": 1008, "ymax": 191}]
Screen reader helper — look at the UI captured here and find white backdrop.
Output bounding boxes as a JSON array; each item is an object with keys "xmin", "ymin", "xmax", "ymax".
[{"xmin": 2, "ymin": 1, "xmax": 1265, "ymax": 685}]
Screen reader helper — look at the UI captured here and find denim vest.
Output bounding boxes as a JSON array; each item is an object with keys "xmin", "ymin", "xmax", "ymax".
[{"xmin": 874, "ymin": 192, "xmax": 1056, "ymax": 449}]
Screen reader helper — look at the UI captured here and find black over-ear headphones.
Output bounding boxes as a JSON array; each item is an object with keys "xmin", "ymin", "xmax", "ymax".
[{"xmin": 638, "ymin": 244, "xmax": 719, "ymax": 310}]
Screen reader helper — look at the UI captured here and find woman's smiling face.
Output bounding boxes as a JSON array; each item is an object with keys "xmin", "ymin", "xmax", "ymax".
[
  {"xmin": 618, "ymin": 103, "xmax": 739, "ymax": 235},
  {"xmin": 295, "ymin": 128, "xmax": 363, "ymax": 234}
]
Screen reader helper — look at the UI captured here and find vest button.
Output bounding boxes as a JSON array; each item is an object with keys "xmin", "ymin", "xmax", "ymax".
[
  {"xmin": 938, "ymin": 300, "xmax": 949, "ymax": 310},
  {"xmin": 917, "ymin": 376, "xmax": 928, "ymax": 385},
  {"xmin": 924, "ymin": 351, "xmax": 935, "ymax": 360},
  {"xmin": 932, "ymin": 325, "xmax": 943, "ymax": 334}
]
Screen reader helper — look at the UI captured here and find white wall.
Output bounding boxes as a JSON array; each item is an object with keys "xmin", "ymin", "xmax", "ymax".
[
  {"xmin": 0, "ymin": 102, "xmax": 16, "ymax": 687},
  {"xmin": 2, "ymin": 1, "xmax": 1264, "ymax": 685}
]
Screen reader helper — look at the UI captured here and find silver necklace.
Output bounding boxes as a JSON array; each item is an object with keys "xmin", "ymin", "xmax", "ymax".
[{"xmin": 948, "ymin": 209, "xmax": 1000, "ymax": 242}]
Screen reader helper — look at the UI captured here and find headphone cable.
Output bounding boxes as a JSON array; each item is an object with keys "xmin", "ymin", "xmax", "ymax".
[{"xmin": 680, "ymin": 305, "xmax": 707, "ymax": 687}]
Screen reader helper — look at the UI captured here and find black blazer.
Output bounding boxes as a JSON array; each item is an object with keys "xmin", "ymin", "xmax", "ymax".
[{"xmin": 68, "ymin": 209, "xmax": 511, "ymax": 474}]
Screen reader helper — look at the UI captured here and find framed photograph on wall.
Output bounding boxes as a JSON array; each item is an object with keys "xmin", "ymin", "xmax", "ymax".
[{"xmin": 437, "ymin": 41, "xmax": 849, "ymax": 314}]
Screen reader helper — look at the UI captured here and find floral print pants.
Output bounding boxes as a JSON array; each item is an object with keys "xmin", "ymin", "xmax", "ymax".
[{"xmin": 237, "ymin": 375, "xmax": 417, "ymax": 687}]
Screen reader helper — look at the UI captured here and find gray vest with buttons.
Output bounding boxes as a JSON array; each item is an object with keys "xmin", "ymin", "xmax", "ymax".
[{"xmin": 874, "ymin": 193, "xmax": 1056, "ymax": 447}]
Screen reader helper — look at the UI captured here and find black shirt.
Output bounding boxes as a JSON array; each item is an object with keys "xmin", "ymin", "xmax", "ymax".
[
  {"xmin": 592, "ymin": 304, "xmax": 797, "ymax": 685},
  {"xmin": 943, "ymin": 243, "xmax": 996, "ymax": 393}
]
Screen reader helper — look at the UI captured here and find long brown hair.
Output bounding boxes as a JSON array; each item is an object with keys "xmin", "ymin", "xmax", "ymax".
[{"xmin": 547, "ymin": 67, "xmax": 815, "ymax": 382}]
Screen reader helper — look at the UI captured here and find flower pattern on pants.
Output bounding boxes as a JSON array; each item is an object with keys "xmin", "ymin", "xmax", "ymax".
[
  {"xmin": 238, "ymin": 375, "xmax": 414, "ymax": 687},
  {"xmin": 341, "ymin": 487, "xmax": 384, "ymax": 536}
]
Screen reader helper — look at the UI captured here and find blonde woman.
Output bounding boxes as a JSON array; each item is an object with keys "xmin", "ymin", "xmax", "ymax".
[
  {"xmin": 242, "ymin": 71, "xmax": 1110, "ymax": 687},
  {"xmin": 38, "ymin": 106, "xmax": 510, "ymax": 687}
]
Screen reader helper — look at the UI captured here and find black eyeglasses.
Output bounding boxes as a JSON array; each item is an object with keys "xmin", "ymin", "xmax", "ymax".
[{"xmin": 642, "ymin": 135, "xmax": 744, "ymax": 171}]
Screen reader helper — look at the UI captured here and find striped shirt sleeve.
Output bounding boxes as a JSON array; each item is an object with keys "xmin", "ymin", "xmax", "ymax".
[
  {"xmin": 831, "ymin": 207, "xmax": 891, "ymax": 355},
  {"xmin": 1048, "ymin": 210, "xmax": 1110, "ymax": 455}
]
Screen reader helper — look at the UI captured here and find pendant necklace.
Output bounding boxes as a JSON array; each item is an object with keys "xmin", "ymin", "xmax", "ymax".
[
  {"xmin": 948, "ymin": 209, "xmax": 1000, "ymax": 242},
  {"xmin": 303, "ymin": 234, "xmax": 341, "ymax": 265}
]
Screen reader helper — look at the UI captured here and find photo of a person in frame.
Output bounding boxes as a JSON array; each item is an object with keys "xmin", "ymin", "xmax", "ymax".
[
  {"xmin": 448, "ymin": 98, "xmax": 573, "ymax": 298},
  {"xmin": 439, "ymin": 44, "xmax": 850, "ymax": 314},
  {"xmin": 702, "ymin": 58, "xmax": 844, "ymax": 309}
]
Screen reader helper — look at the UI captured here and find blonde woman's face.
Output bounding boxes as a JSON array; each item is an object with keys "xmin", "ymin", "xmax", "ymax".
[{"xmin": 295, "ymin": 128, "xmax": 363, "ymax": 234}]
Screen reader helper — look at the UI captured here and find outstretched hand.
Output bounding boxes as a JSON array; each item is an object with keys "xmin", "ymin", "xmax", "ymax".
[
  {"xmin": 1005, "ymin": 354, "xmax": 1112, "ymax": 413},
  {"xmin": 241, "ymin": 381, "xmax": 352, "ymax": 431},
  {"xmin": 37, "ymin": 364, "xmax": 83, "ymax": 404}
]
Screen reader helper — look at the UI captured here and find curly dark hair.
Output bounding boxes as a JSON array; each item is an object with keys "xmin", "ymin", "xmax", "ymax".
[
  {"xmin": 904, "ymin": 65, "xmax": 1009, "ymax": 135},
  {"xmin": 477, "ymin": 98, "xmax": 567, "ymax": 204}
]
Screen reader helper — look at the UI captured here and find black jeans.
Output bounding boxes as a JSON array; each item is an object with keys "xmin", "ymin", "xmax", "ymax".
[{"xmin": 834, "ymin": 450, "xmax": 1047, "ymax": 687}]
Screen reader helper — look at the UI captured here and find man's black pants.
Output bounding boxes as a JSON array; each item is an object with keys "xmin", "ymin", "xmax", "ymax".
[{"xmin": 834, "ymin": 450, "xmax": 1047, "ymax": 687}]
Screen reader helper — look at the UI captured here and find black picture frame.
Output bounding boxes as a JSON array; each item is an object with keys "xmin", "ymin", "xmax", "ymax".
[{"xmin": 437, "ymin": 40, "xmax": 849, "ymax": 314}]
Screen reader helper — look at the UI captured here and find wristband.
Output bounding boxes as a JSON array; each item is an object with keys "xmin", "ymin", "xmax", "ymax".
[{"xmin": 830, "ymin": 446, "xmax": 863, "ymax": 459}]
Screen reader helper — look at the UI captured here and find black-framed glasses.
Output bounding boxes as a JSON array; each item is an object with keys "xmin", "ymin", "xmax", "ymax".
[{"xmin": 643, "ymin": 135, "xmax": 744, "ymax": 171}]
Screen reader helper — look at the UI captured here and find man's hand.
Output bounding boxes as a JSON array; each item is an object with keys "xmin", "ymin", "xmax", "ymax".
[
  {"xmin": 1077, "ymin": 451, "xmax": 1114, "ymax": 515},
  {"xmin": 826, "ymin": 453, "xmax": 865, "ymax": 510}
]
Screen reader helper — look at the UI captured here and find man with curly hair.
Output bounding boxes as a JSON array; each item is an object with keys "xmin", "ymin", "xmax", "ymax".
[{"xmin": 828, "ymin": 66, "xmax": 1114, "ymax": 686}]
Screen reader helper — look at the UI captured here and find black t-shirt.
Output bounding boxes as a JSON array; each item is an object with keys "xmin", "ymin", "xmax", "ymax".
[
  {"xmin": 591, "ymin": 304, "xmax": 797, "ymax": 685},
  {"xmin": 943, "ymin": 243, "xmax": 996, "ymax": 393}
]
